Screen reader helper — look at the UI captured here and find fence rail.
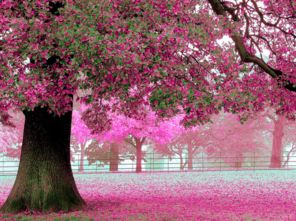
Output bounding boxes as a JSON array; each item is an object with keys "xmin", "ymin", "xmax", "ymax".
[{"xmin": 1, "ymin": 151, "xmax": 296, "ymax": 175}]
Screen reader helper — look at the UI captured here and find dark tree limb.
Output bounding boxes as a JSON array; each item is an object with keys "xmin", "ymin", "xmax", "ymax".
[{"xmin": 207, "ymin": 0, "xmax": 296, "ymax": 92}]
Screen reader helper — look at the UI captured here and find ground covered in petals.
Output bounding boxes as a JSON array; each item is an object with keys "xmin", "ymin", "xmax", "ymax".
[{"xmin": 1, "ymin": 170, "xmax": 296, "ymax": 220}]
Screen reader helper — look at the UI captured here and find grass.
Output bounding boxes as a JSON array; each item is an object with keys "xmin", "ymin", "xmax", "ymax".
[{"xmin": 1, "ymin": 170, "xmax": 296, "ymax": 220}]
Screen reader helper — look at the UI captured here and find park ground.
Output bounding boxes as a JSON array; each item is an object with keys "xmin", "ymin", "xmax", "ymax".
[{"xmin": 0, "ymin": 170, "xmax": 296, "ymax": 221}]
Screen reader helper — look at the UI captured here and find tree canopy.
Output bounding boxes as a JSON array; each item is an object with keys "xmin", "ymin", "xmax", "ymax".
[{"xmin": 0, "ymin": 0, "xmax": 294, "ymax": 127}]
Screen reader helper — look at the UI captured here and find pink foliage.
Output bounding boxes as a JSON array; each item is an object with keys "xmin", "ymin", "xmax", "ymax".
[
  {"xmin": 0, "ymin": 126, "xmax": 19, "ymax": 153},
  {"xmin": 206, "ymin": 113, "xmax": 271, "ymax": 167},
  {"xmin": 98, "ymin": 109, "xmax": 183, "ymax": 145},
  {"xmin": 0, "ymin": 111, "xmax": 24, "ymax": 157},
  {"xmin": 0, "ymin": 0, "xmax": 294, "ymax": 126},
  {"xmin": 71, "ymin": 110, "xmax": 93, "ymax": 144}
]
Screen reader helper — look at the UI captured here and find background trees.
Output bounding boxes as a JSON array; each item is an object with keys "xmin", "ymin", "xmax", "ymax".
[
  {"xmin": 0, "ymin": 112, "xmax": 24, "ymax": 159},
  {"xmin": 157, "ymin": 113, "xmax": 271, "ymax": 170},
  {"xmin": 156, "ymin": 127, "xmax": 210, "ymax": 170},
  {"xmin": 205, "ymin": 113, "xmax": 270, "ymax": 168},
  {"xmin": 269, "ymin": 115, "xmax": 296, "ymax": 168},
  {"xmin": 85, "ymin": 141, "xmax": 126, "ymax": 172},
  {"xmin": 89, "ymin": 108, "xmax": 182, "ymax": 172}
]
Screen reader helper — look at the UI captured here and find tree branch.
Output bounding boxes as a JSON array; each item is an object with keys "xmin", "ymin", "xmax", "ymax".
[
  {"xmin": 283, "ymin": 143, "xmax": 296, "ymax": 167},
  {"xmin": 207, "ymin": 0, "xmax": 296, "ymax": 92}
]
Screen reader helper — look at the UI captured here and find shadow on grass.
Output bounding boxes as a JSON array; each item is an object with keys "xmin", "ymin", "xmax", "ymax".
[{"xmin": 0, "ymin": 200, "xmax": 122, "ymax": 221}]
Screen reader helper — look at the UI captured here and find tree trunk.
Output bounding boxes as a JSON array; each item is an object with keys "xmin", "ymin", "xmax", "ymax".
[
  {"xmin": 234, "ymin": 153, "xmax": 243, "ymax": 168},
  {"xmin": 179, "ymin": 148, "xmax": 184, "ymax": 170},
  {"xmin": 270, "ymin": 116, "xmax": 285, "ymax": 168},
  {"xmin": 1, "ymin": 107, "xmax": 85, "ymax": 213},
  {"xmin": 109, "ymin": 143, "xmax": 119, "ymax": 172},
  {"xmin": 135, "ymin": 138, "xmax": 142, "ymax": 173},
  {"xmin": 78, "ymin": 143, "xmax": 85, "ymax": 172},
  {"xmin": 188, "ymin": 145, "xmax": 193, "ymax": 170},
  {"xmin": 234, "ymin": 161, "xmax": 242, "ymax": 168}
]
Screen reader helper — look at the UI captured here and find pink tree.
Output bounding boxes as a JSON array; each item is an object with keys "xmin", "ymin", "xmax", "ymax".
[
  {"xmin": 268, "ymin": 114, "xmax": 296, "ymax": 168},
  {"xmin": 258, "ymin": 109, "xmax": 296, "ymax": 168},
  {"xmin": 265, "ymin": 113, "xmax": 286, "ymax": 168},
  {"xmin": 174, "ymin": 128, "xmax": 214, "ymax": 170},
  {"xmin": 85, "ymin": 141, "xmax": 127, "ymax": 172},
  {"xmin": 156, "ymin": 127, "xmax": 205, "ymax": 170},
  {"xmin": 71, "ymin": 108, "xmax": 94, "ymax": 172},
  {"xmin": 1, "ymin": 112, "xmax": 24, "ymax": 159},
  {"xmin": 0, "ymin": 126, "xmax": 21, "ymax": 157},
  {"xmin": 94, "ymin": 110, "xmax": 182, "ymax": 172},
  {"xmin": 0, "ymin": 0, "xmax": 295, "ymax": 213},
  {"xmin": 205, "ymin": 113, "xmax": 270, "ymax": 168}
]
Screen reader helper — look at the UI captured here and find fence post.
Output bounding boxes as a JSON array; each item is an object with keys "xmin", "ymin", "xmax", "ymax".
[
  {"xmin": 202, "ymin": 151, "xmax": 204, "ymax": 171},
  {"xmin": 153, "ymin": 150, "xmax": 155, "ymax": 172},
  {"xmin": 219, "ymin": 151, "xmax": 222, "ymax": 171},
  {"xmin": 132, "ymin": 154, "xmax": 134, "ymax": 172},
  {"xmin": 253, "ymin": 151, "xmax": 255, "ymax": 171},
  {"xmin": 1, "ymin": 154, "xmax": 3, "ymax": 175}
]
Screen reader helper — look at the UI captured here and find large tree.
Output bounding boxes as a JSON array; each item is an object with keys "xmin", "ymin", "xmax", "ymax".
[{"xmin": 0, "ymin": 0, "xmax": 295, "ymax": 213}]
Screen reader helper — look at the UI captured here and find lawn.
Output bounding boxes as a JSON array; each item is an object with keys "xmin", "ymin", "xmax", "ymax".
[{"xmin": 0, "ymin": 170, "xmax": 296, "ymax": 220}]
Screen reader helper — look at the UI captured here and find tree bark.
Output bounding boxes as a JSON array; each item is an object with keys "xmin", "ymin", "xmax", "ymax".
[
  {"xmin": 270, "ymin": 116, "xmax": 285, "ymax": 168},
  {"xmin": 135, "ymin": 138, "xmax": 143, "ymax": 173},
  {"xmin": 1, "ymin": 107, "xmax": 85, "ymax": 213},
  {"xmin": 109, "ymin": 143, "xmax": 119, "ymax": 172},
  {"xmin": 234, "ymin": 161, "xmax": 242, "ymax": 168},
  {"xmin": 78, "ymin": 143, "xmax": 85, "ymax": 172},
  {"xmin": 188, "ymin": 145, "xmax": 193, "ymax": 170},
  {"xmin": 234, "ymin": 153, "xmax": 243, "ymax": 168}
]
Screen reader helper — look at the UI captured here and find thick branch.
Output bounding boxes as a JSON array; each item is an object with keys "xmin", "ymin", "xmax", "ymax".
[
  {"xmin": 207, "ymin": 0, "xmax": 296, "ymax": 92},
  {"xmin": 140, "ymin": 137, "xmax": 146, "ymax": 145},
  {"xmin": 125, "ymin": 136, "xmax": 136, "ymax": 147}
]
